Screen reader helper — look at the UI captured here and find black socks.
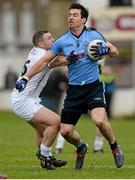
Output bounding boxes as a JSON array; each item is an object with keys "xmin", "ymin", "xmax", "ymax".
[
  {"xmin": 110, "ymin": 140, "xmax": 118, "ymax": 150},
  {"xmin": 77, "ymin": 142, "xmax": 86, "ymax": 152}
]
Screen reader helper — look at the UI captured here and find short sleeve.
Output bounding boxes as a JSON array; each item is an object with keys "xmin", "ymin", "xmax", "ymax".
[{"xmin": 50, "ymin": 39, "xmax": 62, "ymax": 55}]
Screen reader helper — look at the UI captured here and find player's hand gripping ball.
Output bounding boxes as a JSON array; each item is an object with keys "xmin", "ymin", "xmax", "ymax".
[{"xmin": 87, "ymin": 39, "xmax": 110, "ymax": 61}]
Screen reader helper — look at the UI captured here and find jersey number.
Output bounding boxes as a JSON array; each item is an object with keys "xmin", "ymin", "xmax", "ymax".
[{"xmin": 20, "ymin": 60, "xmax": 30, "ymax": 76}]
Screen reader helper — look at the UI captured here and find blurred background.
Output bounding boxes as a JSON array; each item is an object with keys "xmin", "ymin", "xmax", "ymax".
[{"xmin": 0, "ymin": 0, "xmax": 135, "ymax": 117}]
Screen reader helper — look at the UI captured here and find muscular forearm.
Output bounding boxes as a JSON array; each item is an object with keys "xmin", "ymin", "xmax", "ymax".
[
  {"xmin": 26, "ymin": 59, "xmax": 48, "ymax": 79},
  {"xmin": 109, "ymin": 47, "xmax": 119, "ymax": 57},
  {"xmin": 107, "ymin": 42, "xmax": 119, "ymax": 57},
  {"xmin": 15, "ymin": 52, "xmax": 54, "ymax": 92},
  {"xmin": 49, "ymin": 56, "xmax": 68, "ymax": 68},
  {"xmin": 24, "ymin": 51, "xmax": 54, "ymax": 80}
]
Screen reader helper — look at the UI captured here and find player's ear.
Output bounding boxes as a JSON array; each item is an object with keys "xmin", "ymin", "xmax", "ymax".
[{"xmin": 82, "ymin": 18, "xmax": 86, "ymax": 24}]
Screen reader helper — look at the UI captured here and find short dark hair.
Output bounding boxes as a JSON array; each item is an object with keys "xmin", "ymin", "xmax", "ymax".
[
  {"xmin": 32, "ymin": 30, "xmax": 48, "ymax": 46},
  {"xmin": 69, "ymin": 3, "xmax": 89, "ymax": 21}
]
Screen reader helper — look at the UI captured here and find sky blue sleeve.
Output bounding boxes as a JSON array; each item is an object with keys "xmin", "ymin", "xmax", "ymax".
[{"xmin": 50, "ymin": 39, "xmax": 62, "ymax": 55}]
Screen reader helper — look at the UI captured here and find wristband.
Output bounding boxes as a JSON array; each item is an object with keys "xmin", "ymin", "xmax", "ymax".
[
  {"xmin": 19, "ymin": 76, "xmax": 29, "ymax": 82},
  {"xmin": 47, "ymin": 63, "xmax": 52, "ymax": 69}
]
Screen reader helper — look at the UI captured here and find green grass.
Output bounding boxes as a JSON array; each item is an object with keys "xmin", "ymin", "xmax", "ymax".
[{"xmin": 0, "ymin": 111, "xmax": 135, "ymax": 179}]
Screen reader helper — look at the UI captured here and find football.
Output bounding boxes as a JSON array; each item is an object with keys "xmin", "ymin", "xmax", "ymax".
[{"xmin": 87, "ymin": 39, "xmax": 107, "ymax": 61}]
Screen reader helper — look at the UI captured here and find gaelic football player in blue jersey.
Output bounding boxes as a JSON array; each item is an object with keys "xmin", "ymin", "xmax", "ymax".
[{"xmin": 15, "ymin": 3, "xmax": 124, "ymax": 170}]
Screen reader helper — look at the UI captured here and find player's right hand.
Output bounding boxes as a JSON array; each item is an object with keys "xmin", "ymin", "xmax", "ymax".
[
  {"xmin": 91, "ymin": 42, "xmax": 110, "ymax": 57},
  {"xmin": 15, "ymin": 76, "xmax": 29, "ymax": 92}
]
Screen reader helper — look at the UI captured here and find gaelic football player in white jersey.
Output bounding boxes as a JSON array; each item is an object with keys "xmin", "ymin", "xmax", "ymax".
[{"xmin": 11, "ymin": 31, "xmax": 67, "ymax": 170}]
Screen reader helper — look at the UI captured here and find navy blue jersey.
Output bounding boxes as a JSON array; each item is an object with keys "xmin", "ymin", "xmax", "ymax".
[{"xmin": 50, "ymin": 27, "xmax": 106, "ymax": 85}]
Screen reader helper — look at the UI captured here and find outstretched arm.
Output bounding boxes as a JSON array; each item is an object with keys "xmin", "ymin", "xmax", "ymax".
[
  {"xmin": 48, "ymin": 55, "xmax": 69, "ymax": 68},
  {"xmin": 15, "ymin": 51, "xmax": 55, "ymax": 92},
  {"xmin": 15, "ymin": 53, "xmax": 69, "ymax": 92},
  {"xmin": 25, "ymin": 51, "xmax": 55, "ymax": 80}
]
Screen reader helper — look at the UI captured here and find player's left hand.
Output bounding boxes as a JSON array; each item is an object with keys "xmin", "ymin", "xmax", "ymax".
[
  {"xmin": 90, "ymin": 42, "xmax": 110, "ymax": 57},
  {"xmin": 15, "ymin": 76, "xmax": 29, "ymax": 92},
  {"xmin": 67, "ymin": 51, "xmax": 78, "ymax": 64}
]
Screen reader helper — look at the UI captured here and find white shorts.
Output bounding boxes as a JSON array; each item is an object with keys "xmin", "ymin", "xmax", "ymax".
[{"xmin": 11, "ymin": 94, "xmax": 43, "ymax": 121}]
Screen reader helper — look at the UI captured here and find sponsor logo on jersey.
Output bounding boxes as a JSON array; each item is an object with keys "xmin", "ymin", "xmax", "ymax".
[{"xmin": 66, "ymin": 43, "xmax": 74, "ymax": 47}]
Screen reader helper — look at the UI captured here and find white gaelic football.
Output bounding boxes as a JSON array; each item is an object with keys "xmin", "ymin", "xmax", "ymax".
[{"xmin": 87, "ymin": 39, "xmax": 107, "ymax": 61}]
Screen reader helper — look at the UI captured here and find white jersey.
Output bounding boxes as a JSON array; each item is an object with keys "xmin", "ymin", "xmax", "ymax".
[
  {"xmin": 11, "ymin": 47, "xmax": 52, "ymax": 121},
  {"xmin": 12, "ymin": 47, "xmax": 51, "ymax": 99}
]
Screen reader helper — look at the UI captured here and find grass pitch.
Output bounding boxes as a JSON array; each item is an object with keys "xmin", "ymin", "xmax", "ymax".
[{"xmin": 0, "ymin": 111, "xmax": 135, "ymax": 179}]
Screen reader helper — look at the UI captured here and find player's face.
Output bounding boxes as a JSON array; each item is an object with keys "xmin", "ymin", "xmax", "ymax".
[
  {"xmin": 68, "ymin": 9, "xmax": 85, "ymax": 29},
  {"xmin": 41, "ymin": 33, "xmax": 54, "ymax": 50}
]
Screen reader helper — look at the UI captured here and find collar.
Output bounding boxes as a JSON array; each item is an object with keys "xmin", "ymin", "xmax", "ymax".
[{"xmin": 70, "ymin": 26, "xmax": 86, "ymax": 39}]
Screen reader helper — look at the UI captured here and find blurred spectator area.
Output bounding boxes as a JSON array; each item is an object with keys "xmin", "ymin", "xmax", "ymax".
[
  {"xmin": 0, "ymin": 0, "xmax": 71, "ymax": 46},
  {"xmin": 105, "ymin": 41, "xmax": 133, "ymax": 88},
  {"xmin": 0, "ymin": 0, "xmax": 71, "ymax": 89}
]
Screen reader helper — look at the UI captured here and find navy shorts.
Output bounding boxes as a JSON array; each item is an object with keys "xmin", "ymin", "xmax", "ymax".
[{"xmin": 61, "ymin": 80, "xmax": 106, "ymax": 125}]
